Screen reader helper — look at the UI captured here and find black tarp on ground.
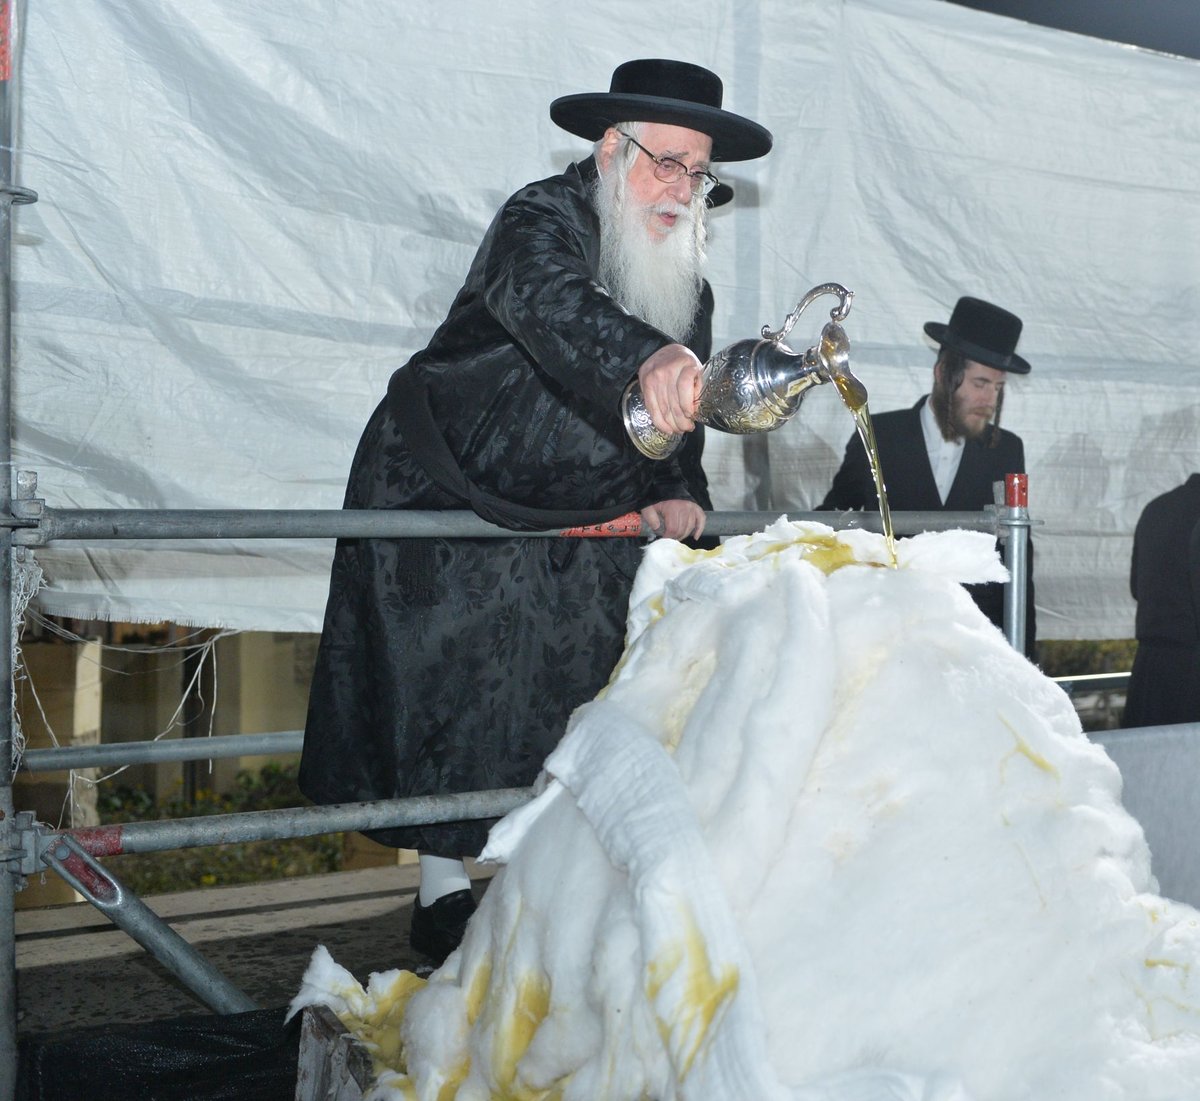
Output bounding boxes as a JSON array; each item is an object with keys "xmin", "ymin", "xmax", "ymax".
[{"xmin": 17, "ymin": 1007, "xmax": 300, "ymax": 1101}]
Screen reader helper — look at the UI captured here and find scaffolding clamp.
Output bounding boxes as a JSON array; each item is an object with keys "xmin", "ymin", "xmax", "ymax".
[
  {"xmin": 0, "ymin": 185, "xmax": 37, "ymax": 205},
  {"xmin": 5, "ymin": 810, "xmax": 39, "ymax": 884},
  {"xmin": 38, "ymin": 830, "xmax": 122, "ymax": 906},
  {"xmin": 8, "ymin": 469, "xmax": 45, "ymax": 544}
]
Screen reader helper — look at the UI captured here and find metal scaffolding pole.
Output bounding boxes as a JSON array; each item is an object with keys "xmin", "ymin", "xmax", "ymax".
[
  {"xmin": 0, "ymin": 1, "xmax": 36, "ymax": 1093},
  {"xmin": 0, "ymin": 528, "xmax": 14, "ymax": 1101},
  {"xmin": 5, "ymin": 503, "xmax": 1005, "ymax": 544},
  {"xmin": 1003, "ymin": 514, "xmax": 1031, "ymax": 653},
  {"xmin": 39, "ymin": 834, "xmax": 259, "ymax": 1016},
  {"xmin": 1000, "ymin": 474, "xmax": 1033, "ymax": 654},
  {"xmin": 22, "ymin": 788, "xmax": 532, "ymax": 862},
  {"xmin": 22, "ymin": 658, "xmax": 1115, "ymax": 776},
  {"xmin": 20, "ymin": 728, "xmax": 304, "ymax": 771},
  {"xmin": 8, "ymin": 787, "xmax": 531, "ymax": 1016}
]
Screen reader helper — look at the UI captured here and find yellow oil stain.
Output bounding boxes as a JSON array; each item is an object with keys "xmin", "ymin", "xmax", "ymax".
[
  {"xmin": 754, "ymin": 540, "xmax": 794, "ymax": 558},
  {"xmin": 607, "ymin": 530, "xmax": 873, "ymax": 705},
  {"xmin": 466, "ymin": 955, "xmax": 494, "ymax": 1027},
  {"xmin": 435, "ymin": 1057, "xmax": 471, "ymax": 1101},
  {"xmin": 598, "ymin": 591, "xmax": 669, "ymax": 697},
  {"xmin": 737, "ymin": 531, "xmax": 879, "ymax": 575},
  {"xmin": 489, "ymin": 971, "xmax": 553, "ymax": 1101},
  {"xmin": 1014, "ymin": 738, "xmax": 1057, "ymax": 774},
  {"xmin": 795, "ymin": 534, "xmax": 862, "ymax": 575},
  {"xmin": 1144, "ymin": 956, "xmax": 1194, "ymax": 990},
  {"xmin": 660, "ymin": 650, "xmax": 717, "ymax": 751},
  {"xmin": 677, "ymin": 543, "xmax": 724, "ymax": 562},
  {"xmin": 646, "ymin": 941, "xmax": 682, "ymax": 1001},
  {"xmin": 330, "ymin": 957, "xmax": 585, "ymax": 1101},
  {"xmin": 334, "ymin": 969, "xmax": 427, "ymax": 1078},
  {"xmin": 998, "ymin": 715, "xmax": 1059, "ymax": 781},
  {"xmin": 645, "ymin": 907, "xmax": 740, "ymax": 1081},
  {"xmin": 1137, "ymin": 987, "xmax": 1200, "ymax": 1040}
]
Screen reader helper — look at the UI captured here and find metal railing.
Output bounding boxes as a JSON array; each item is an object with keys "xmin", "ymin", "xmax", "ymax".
[
  {"xmin": 3, "ymin": 499, "xmax": 1010, "ymax": 544},
  {"xmin": 1, "ymin": 497, "xmax": 1034, "ymax": 1099},
  {"xmin": 1055, "ymin": 671, "xmax": 1132, "ymax": 698}
]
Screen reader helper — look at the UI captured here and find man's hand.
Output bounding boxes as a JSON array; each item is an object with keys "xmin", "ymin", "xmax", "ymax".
[
  {"xmin": 637, "ymin": 344, "xmax": 703, "ymax": 436},
  {"xmin": 641, "ymin": 499, "xmax": 706, "ymax": 541}
]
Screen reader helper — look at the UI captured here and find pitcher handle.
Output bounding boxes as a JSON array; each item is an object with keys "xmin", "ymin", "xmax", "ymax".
[{"xmin": 763, "ymin": 282, "xmax": 854, "ymax": 344}]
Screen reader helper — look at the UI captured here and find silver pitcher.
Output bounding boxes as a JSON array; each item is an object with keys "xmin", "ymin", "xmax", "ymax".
[{"xmin": 621, "ymin": 282, "xmax": 861, "ymax": 461}]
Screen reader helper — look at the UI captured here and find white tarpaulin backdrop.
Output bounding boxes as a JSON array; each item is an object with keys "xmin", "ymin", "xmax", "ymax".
[{"xmin": 12, "ymin": 0, "xmax": 1200, "ymax": 638}]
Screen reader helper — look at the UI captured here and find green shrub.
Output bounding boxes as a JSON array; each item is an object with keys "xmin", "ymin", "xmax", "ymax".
[
  {"xmin": 1036, "ymin": 639, "xmax": 1137, "ymax": 678},
  {"xmin": 97, "ymin": 762, "xmax": 344, "ymax": 895}
]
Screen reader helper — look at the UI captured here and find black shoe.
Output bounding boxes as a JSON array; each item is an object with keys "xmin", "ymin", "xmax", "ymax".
[{"xmin": 409, "ymin": 888, "xmax": 477, "ymax": 965}]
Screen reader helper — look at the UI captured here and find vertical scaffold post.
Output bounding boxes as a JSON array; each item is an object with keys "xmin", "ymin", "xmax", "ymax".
[
  {"xmin": 0, "ymin": 1, "xmax": 15, "ymax": 1093},
  {"xmin": 1002, "ymin": 472, "xmax": 1031, "ymax": 655},
  {"xmin": 0, "ymin": 521, "xmax": 13, "ymax": 1101},
  {"xmin": 0, "ymin": 3, "xmax": 38, "ymax": 1094}
]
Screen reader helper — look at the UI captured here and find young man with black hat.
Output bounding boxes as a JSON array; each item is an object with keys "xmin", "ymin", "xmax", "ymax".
[
  {"xmin": 299, "ymin": 59, "xmax": 772, "ymax": 964},
  {"xmin": 820, "ymin": 296, "xmax": 1036, "ymax": 655}
]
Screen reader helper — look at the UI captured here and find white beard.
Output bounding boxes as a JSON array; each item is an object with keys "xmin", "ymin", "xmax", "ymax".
[{"xmin": 593, "ymin": 163, "xmax": 707, "ymax": 343}]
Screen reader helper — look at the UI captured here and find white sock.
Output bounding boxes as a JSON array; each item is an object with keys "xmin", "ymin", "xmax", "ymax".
[{"xmin": 417, "ymin": 854, "xmax": 471, "ymax": 907}]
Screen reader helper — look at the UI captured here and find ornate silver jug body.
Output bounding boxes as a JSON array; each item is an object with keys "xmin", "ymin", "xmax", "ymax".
[{"xmin": 622, "ymin": 282, "xmax": 857, "ymax": 461}]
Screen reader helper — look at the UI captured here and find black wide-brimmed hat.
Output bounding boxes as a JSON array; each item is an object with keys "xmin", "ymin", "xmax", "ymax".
[
  {"xmin": 550, "ymin": 58, "xmax": 773, "ymax": 163},
  {"xmin": 924, "ymin": 296, "xmax": 1031, "ymax": 375}
]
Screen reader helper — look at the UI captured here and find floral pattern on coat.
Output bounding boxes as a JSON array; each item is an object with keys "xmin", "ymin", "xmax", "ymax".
[{"xmin": 299, "ymin": 157, "xmax": 714, "ymax": 854}]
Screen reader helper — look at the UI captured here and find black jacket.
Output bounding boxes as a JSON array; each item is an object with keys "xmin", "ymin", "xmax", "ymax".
[
  {"xmin": 1123, "ymin": 474, "xmax": 1200, "ymax": 726},
  {"xmin": 387, "ymin": 155, "xmax": 699, "ymax": 523},
  {"xmin": 1130, "ymin": 473, "xmax": 1200, "ymax": 644},
  {"xmin": 300, "ymin": 158, "xmax": 715, "ymax": 853}
]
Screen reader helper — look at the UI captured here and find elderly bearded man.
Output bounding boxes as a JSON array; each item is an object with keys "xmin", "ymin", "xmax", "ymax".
[
  {"xmin": 820, "ymin": 296, "xmax": 1037, "ymax": 656},
  {"xmin": 300, "ymin": 59, "xmax": 772, "ymax": 963}
]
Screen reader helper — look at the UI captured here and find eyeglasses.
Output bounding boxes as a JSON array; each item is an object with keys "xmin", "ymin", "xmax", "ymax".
[{"xmin": 617, "ymin": 131, "xmax": 719, "ymax": 197}]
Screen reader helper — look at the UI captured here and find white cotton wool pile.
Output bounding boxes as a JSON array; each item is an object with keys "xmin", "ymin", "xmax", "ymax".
[{"xmin": 290, "ymin": 519, "xmax": 1200, "ymax": 1101}]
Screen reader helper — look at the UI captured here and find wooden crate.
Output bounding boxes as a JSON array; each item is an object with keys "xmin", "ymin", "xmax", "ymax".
[{"xmin": 294, "ymin": 1004, "xmax": 375, "ymax": 1101}]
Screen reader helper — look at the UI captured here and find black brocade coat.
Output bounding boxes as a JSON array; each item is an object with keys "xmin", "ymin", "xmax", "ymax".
[
  {"xmin": 299, "ymin": 157, "xmax": 713, "ymax": 855},
  {"xmin": 820, "ymin": 396, "xmax": 1036, "ymax": 655}
]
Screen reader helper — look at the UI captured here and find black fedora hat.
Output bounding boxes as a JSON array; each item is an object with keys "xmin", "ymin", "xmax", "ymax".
[
  {"xmin": 550, "ymin": 58, "xmax": 773, "ymax": 163},
  {"xmin": 924, "ymin": 296, "xmax": 1031, "ymax": 375}
]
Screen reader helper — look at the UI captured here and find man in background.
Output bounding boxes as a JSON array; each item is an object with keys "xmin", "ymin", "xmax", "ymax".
[
  {"xmin": 1124, "ymin": 473, "xmax": 1200, "ymax": 726},
  {"xmin": 820, "ymin": 296, "xmax": 1036, "ymax": 656}
]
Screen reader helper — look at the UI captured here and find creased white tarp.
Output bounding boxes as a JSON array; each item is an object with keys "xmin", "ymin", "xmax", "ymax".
[{"xmin": 12, "ymin": 0, "xmax": 1200, "ymax": 636}]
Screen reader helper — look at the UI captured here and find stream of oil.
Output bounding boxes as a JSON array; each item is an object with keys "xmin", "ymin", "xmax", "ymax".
[{"xmin": 833, "ymin": 371, "xmax": 897, "ymax": 566}]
